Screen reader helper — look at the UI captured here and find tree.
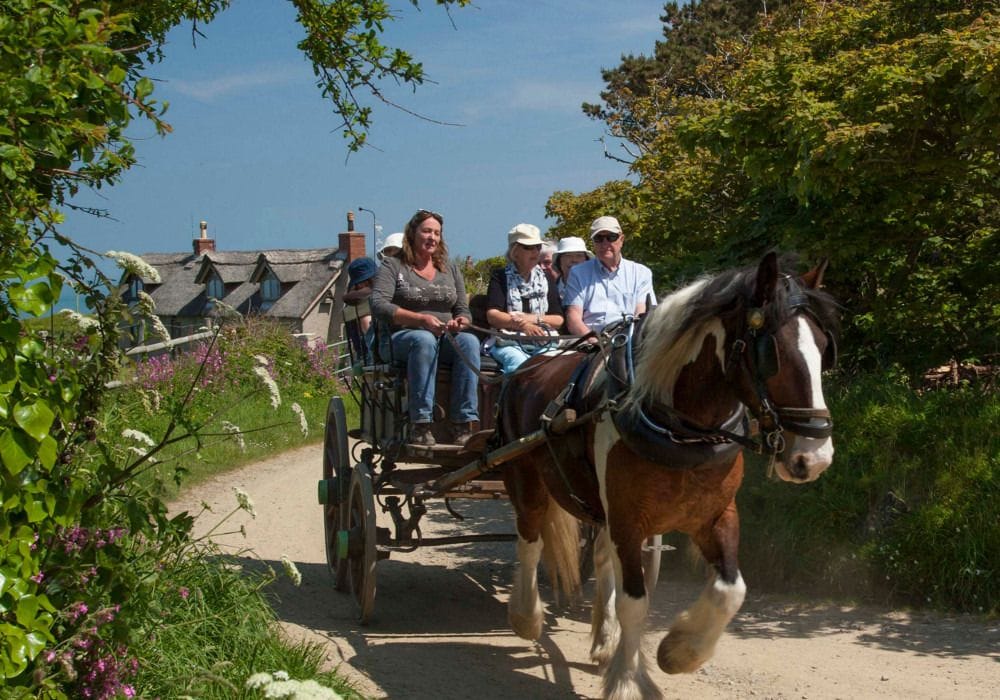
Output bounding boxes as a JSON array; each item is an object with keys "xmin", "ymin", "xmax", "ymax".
[
  {"xmin": 555, "ymin": 0, "xmax": 1000, "ymax": 371},
  {"xmin": 584, "ymin": 0, "xmax": 792, "ymax": 151},
  {"xmin": 0, "ymin": 1, "xmax": 467, "ymax": 693}
]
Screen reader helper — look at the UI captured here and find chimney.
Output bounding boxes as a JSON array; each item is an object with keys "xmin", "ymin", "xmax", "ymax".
[
  {"xmin": 338, "ymin": 211, "xmax": 366, "ymax": 261},
  {"xmin": 193, "ymin": 220, "xmax": 216, "ymax": 255}
]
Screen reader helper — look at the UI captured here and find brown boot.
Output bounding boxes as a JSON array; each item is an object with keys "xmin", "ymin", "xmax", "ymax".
[
  {"xmin": 451, "ymin": 422, "xmax": 474, "ymax": 446},
  {"xmin": 410, "ymin": 423, "xmax": 435, "ymax": 446}
]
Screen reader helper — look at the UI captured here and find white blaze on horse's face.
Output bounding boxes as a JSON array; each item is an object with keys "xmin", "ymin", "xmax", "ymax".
[{"xmin": 773, "ymin": 316, "xmax": 834, "ymax": 483}]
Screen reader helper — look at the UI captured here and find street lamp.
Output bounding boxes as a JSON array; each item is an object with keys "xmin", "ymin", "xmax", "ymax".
[{"xmin": 358, "ymin": 206, "xmax": 377, "ymax": 257}]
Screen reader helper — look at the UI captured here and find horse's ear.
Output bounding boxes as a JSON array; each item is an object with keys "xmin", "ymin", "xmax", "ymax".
[
  {"xmin": 753, "ymin": 252, "xmax": 779, "ymax": 306},
  {"xmin": 801, "ymin": 258, "xmax": 829, "ymax": 290}
]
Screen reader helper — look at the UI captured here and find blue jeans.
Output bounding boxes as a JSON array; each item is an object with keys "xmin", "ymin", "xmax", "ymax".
[
  {"xmin": 489, "ymin": 341, "xmax": 552, "ymax": 373},
  {"xmin": 391, "ymin": 329, "xmax": 480, "ymax": 424}
]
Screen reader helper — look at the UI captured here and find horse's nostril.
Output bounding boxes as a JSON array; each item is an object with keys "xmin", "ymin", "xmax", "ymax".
[{"xmin": 793, "ymin": 454, "xmax": 809, "ymax": 478}]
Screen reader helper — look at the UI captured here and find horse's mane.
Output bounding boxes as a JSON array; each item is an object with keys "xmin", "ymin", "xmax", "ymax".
[{"xmin": 630, "ymin": 257, "xmax": 840, "ymax": 409}]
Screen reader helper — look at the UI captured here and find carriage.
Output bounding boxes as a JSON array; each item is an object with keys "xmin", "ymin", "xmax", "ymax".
[
  {"xmin": 316, "ymin": 292, "xmax": 662, "ymax": 624},
  {"xmin": 317, "ymin": 254, "xmax": 839, "ymax": 698}
]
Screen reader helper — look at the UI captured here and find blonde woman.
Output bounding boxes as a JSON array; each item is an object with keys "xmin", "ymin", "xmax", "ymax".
[{"xmin": 484, "ymin": 224, "xmax": 563, "ymax": 373}]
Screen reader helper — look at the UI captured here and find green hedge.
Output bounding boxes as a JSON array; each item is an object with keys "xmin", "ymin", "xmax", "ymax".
[{"xmin": 737, "ymin": 370, "xmax": 998, "ymax": 614}]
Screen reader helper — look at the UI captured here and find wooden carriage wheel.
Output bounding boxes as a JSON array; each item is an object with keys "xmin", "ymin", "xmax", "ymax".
[
  {"xmin": 347, "ymin": 460, "xmax": 378, "ymax": 624},
  {"xmin": 578, "ymin": 524, "xmax": 663, "ymax": 594},
  {"xmin": 642, "ymin": 534, "xmax": 662, "ymax": 593},
  {"xmin": 320, "ymin": 396, "xmax": 350, "ymax": 591}
]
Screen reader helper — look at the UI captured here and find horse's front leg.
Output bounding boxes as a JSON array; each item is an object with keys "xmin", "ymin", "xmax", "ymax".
[
  {"xmin": 589, "ymin": 526, "xmax": 620, "ymax": 665},
  {"xmin": 602, "ymin": 531, "xmax": 662, "ymax": 700},
  {"xmin": 657, "ymin": 499, "xmax": 746, "ymax": 674},
  {"xmin": 504, "ymin": 460, "xmax": 548, "ymax": 640}
]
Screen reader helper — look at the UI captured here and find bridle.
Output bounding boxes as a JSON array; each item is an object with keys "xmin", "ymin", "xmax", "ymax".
[
  {"xmin": 727, "ymin": 274, "xmax": 835, "ymax": 457},
  {"xmin": 604, "ymin": 275, "xmax": 836, "ymax": 468}
]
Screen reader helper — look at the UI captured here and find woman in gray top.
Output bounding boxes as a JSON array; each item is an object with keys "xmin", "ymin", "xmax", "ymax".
[{"xmin": 369, "ymin": 209, "xmax": 480, "ymax": 446}]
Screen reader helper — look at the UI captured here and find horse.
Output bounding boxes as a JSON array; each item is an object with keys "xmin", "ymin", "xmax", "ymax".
[{"xmin": 498, "ymin": 253, "xmax": 839, "ymax": 699}]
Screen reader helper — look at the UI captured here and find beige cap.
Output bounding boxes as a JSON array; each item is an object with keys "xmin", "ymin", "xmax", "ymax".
[
  {"xmin": 590, "ymin": 215, "xmax": 622, "ymax": 238},
  {"xmin": 508, "ymin": 223, "xmax": 543, "ymax": 247}
]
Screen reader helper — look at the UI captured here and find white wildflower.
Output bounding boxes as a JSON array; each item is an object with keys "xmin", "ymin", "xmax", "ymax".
[
  {"xmin": 244, "ymin": 671, "xmax": 341, "ymax": 700},
  {"xmin": 281, "ymin": 555, "xmax": 302, "ymax": 586},
  {"xmin": 245, "ymin": 672, "xmax": 272, "ymax": 690},
  {"xmin": 222, "ymin": 421, "xmax": 246, "ymax": 452},
  {"xmin": 211, "ymin": 297, "xmax": 242, "ymax": 318},
  {"xmin": 233, "ymin": 486, "xmax": 257, "ymax": 518},
  {"xmin": 291, "ymin": 402, "xmax": 308, "ymax": 437},
  {"xmin": 136, "ymin": 290, "xmax": 156, "ymax": 315},
  {"xmin": 58, "ymin": 309, "xmax": 99, "ymax": 332},
  {"xmin": 122, "ymin": 428, "xmax": 155, "ymax": 446},
  {"xmin": 147, "ymin": 314, "xmax": 170, "ymax": 342},
  {"xmin": 254, "ymin": 365, "xmax": 281, "ymax": 409},
  {"xmin": 127, "ymin": 446, "xmax": 157, "ymax": 463},
  {"xmin": 253, "ymin": 355, "xmax": 270, "ymax": 366},
  {"xmin": 106, "ymin": 250, "xmax": 161, "ymax": 283}
]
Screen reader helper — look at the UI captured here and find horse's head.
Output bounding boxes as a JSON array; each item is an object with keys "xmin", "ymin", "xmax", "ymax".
[{"xmin": 730, "ymin": 253, "xmax": 839, "ymax": 483}]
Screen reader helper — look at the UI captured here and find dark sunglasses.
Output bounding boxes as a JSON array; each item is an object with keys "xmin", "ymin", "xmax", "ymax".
[
  {"xmin": 518, "ymin": 243, "xmax": 542, "ymax": 251},
  {"xmin": 592, "ymin": 232, "xmax": 621, "ymax": 243}
]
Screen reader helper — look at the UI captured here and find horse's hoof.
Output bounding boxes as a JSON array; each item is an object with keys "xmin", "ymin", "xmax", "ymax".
[
  {"xmin": 508, "ymin": 610, "xmax": 543, "ymax": 641},
  {"xmin": 602, "ymin": 664, "xmax": 663, "ymax": 700},
  {"xmin": 590, "ymin": 627, "xmax": 620, "ymax": 666},
  {"xmin": 656, "ymin": 631, "xmax": 708, "ymax": 674}
]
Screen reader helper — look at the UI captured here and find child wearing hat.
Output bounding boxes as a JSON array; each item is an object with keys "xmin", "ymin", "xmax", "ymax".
[{"xmin": 345, "ymin": 256, "xmax": 378, "ymax": 352}]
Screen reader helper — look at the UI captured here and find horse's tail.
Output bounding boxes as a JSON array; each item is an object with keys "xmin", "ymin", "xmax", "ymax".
[{"xmin": 540, "ymin": 495, "xmax": 581, "ymax": 605}]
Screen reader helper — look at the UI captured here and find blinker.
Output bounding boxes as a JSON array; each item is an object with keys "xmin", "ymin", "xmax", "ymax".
[{"xmin": 755, "ymin": 334, "xmax": 780, "ymax": 378}]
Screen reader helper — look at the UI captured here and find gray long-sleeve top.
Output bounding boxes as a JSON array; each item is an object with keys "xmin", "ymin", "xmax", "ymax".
[{"xmin": 369, "ymin": 256, "xmax": 472, "ymax": 331}]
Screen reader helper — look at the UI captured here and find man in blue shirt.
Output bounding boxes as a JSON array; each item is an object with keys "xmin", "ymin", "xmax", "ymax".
[{"xmin": 564, "ymin": 215, "xmax": 654, "ymax": 335}]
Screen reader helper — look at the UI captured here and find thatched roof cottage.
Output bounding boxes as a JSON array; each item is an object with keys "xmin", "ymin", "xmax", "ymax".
[{"xmin": 120, "ymin": 216, "xmax": 368, "ymax": 345}]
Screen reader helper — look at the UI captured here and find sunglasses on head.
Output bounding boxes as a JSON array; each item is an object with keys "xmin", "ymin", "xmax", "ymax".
[{"xmin": 592, "ymin": 232, "xmax": 621, "ymax": 243}]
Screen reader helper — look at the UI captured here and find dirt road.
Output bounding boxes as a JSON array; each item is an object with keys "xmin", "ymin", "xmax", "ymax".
[{"xmin": 171, "ymin": 443, "xmax": 998, "ymax": 699}]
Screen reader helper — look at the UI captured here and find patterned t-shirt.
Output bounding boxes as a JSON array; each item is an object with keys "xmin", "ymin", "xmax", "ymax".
[{"xmin": 370, "ymin": 256, "xmax": 471, "ymax": 330}]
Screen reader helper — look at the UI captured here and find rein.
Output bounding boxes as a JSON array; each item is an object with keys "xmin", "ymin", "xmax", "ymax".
[{"xmin": 442, "ymin": 324, "xmax": 598, "ymax": 386}]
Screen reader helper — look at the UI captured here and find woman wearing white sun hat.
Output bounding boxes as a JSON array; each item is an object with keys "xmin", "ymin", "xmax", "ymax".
[
  {"xmin": 378, "ymin": 232, "xmax": 404, "ymax": 261},
  {"xmin": 483, "ymin": 223, "xmax": 564, "ymax": 373},
  {"xmin": 552, "ymin": 236, "xmax": 593, "ymax": 304}
]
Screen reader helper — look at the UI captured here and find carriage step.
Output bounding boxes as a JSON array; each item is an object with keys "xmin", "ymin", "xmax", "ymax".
[{"xmin": 405, "ymin": 430, "xmax": 494, "ymax": 455}]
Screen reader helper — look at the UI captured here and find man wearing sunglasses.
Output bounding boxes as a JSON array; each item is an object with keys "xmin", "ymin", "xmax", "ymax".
[{"xmin": 563, "ymin": 215, "xmax": 654, "ymax": 336}]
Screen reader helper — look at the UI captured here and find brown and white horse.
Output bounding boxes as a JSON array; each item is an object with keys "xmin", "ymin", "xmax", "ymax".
[{"xmin": 499, "ymin": 253, "xmax": 839, "ymax": 699}]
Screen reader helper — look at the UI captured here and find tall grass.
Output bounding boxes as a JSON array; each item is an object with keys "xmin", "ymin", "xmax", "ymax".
[
  {"xmin": 738, "ymin": 370, "xmax": 998, "ymax": 614},
  {"xmin": 131, "ymin": 534, "xmax": 357, "ymax": 699},
  {"xmin": 103, "ymin": 318, "xmax": 346, "ymax": 497},
  {"xmin": 94, "ymin": 318, "xmax": 362, "ymax": 697}
]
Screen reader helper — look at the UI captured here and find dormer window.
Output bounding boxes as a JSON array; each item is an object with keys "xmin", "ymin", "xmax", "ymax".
[
  {"xmin": 128, "ymin": 277, "xmax": 144, "ymax": 301},
  {"xmin": 260, "ymin": 272, "xmax": 280, "ymax": 310},
  {"xmin": 206, "ymin": 272, "xmax": 224, "ymax": 301}
]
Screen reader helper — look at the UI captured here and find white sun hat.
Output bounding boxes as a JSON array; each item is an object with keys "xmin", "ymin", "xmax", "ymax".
[
  {"xmin": 507, "ymin": 223, "xmax": 543, "ymax": 247},
  {"xmin": 378, "ymin": 232, "xmax": 405, "ymax": 259},
  {"xmin": 553, "ymin": 236, "xmax": 594, "ymax": 267}
]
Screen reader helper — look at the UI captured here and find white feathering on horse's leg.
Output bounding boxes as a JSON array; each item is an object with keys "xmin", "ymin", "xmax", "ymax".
[
  {"xmin": 508, "ymin": 535, "xmax": 544, "ymax": 640},
  {"xmin": 590, "ymin": 528, "xmax": 620, "ymax": 665},
  {"xmin": 602, "ymin": 589, "xmax": 661, "ymax": 700},
  {"xmin": 657, "ymin": 572, "xmax": 746, "ymax": 674}
]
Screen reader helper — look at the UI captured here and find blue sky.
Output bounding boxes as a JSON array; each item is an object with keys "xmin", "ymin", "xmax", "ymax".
[{"xmin": 63, "ymin": 1, "xmax": 664, "ymax": 269}]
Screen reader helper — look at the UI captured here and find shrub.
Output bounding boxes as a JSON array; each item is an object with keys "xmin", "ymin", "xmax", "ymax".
[{"xmin": 738, "ymin": 370, "xmax": 999, "ymax": 614}]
